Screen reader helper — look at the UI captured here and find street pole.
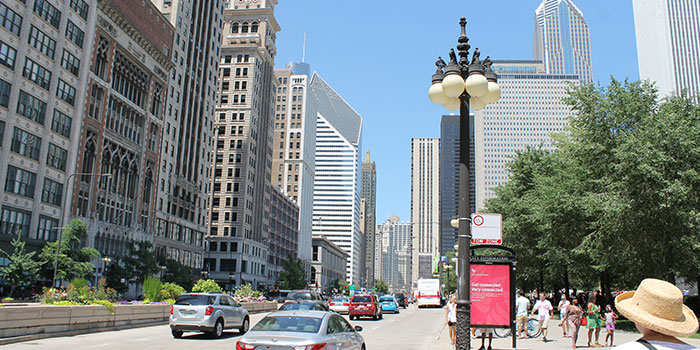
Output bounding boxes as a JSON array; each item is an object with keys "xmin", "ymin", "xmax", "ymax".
[
  {"xmin": 456, "ymin": 90, "xmax": 472, "ymax": 350},
  {"xmin": 53, "ymin": 173, "xmax": 111, "ymax": 288}
]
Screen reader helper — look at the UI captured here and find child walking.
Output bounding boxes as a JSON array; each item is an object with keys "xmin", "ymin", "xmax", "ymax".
[{"xmin": 603, "ymin": 304, "xmax": 618, "ymax": 347}]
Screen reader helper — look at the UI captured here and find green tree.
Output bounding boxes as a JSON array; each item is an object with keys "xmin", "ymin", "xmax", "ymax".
[
  {"xmin": 39, "ymin": 219, "xmax": 99, "ymax": 286},
  {"xmin": 374, "ymin": 280, "xmax": 389, "ymax": 295},
  {"xmin": 333, "ymin": 279, "xmax": 349, "ymax": 294},
  {"xmin": 439, "ymin": 251, "xmax": 457, "ymax": 294},
  {"xmin": 0, "ymin": 234, "xmax": 41, "ymax": 297},
  {"xmin": 122, "ymin": 241, "xmax": 160, "ymax": 284},
  {"xmin": 162, "ymin": 259, "xmax": 194, "ymax": 291},
  {"xmin": 192, "ymin": 279, "xmax": 223, "ymax": 293},
  {"xmin": 104, "ymin": 261, "xmax": 129, "ymax": 294},
  {"xmin": 276, "ymin": 254, "xmax": 307, "ymax": 290}
]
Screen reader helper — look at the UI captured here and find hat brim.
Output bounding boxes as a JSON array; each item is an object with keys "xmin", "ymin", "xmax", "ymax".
[{"xmin": 615, "ymin": 291, "xmax": 699, "ymax": 338}]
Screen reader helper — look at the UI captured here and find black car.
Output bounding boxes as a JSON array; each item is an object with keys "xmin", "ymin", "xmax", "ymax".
[
  {"xmin": 394, "ymin": 293, "xmax": 408, "ymax": 308},
  {"xmin": 284, "ymin": 290, "xmax": 325, "ymax": 304},
  {"xmin": 277, "ymin": 300, "xmax": 330, "ymax": 312}
]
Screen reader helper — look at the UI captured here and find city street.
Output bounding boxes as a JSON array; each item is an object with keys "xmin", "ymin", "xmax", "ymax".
[{"xmin": 3, "ymin": 305, "xmax": 445, "ymax": 350}]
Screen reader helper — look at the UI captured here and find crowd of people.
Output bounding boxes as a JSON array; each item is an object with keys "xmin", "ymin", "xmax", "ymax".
[{"xmin": 444, "ymin": 279, "xmax": 698, "ymax": 350}]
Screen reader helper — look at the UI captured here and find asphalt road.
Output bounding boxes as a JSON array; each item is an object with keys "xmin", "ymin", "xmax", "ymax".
[{"xmin": 3, "ymin": 304, "xmax": 446, "ymax": 350}]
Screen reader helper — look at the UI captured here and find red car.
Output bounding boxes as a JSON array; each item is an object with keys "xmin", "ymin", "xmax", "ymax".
[{"xmin": 349, "ymin": 294, "xmax": 383, "ymax": 320}]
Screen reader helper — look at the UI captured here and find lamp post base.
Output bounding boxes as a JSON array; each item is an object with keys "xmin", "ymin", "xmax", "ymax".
[{"xmin": 456, "ymin": 299, "xmax": 471, "ymax": 350}]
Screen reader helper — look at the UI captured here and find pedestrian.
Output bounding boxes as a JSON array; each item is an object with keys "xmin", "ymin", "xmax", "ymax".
[
  {"xmin": 476, "ymin": 327, "xmax": 493, "ymax": 350},
  {"xmin": 559, "ymin": 294, "xmax": 571, "ymax": 337},
  {"xmin": 515, "ymin": 290, "xmax": 531, "ymax": 339},
  {"xmin": 531, "ymin": 293, "xmax": 553, "ymax": 342},
  {"xmin": 445, "ymin": 295, "xmax": 457, "ymax": 346},
  {"xmin": 563, "ymin": 297, "xmax": 584, "ymax": 349},
  {"xmin": 586, "ymin": 292, "xmax": 604, "ymax": 347},
  {"xmin": 604, "ymin": 304, "xmax": 618, "ymax": 347},
  {"xmin": 613, "ymin": 278, "xmax": 698, "ymax": 349}
]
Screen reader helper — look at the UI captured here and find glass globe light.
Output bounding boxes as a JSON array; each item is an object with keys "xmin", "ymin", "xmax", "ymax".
[
  {"xmin": 441, "ymin": 74, "xmax": 465, "ymax": 98},
  {"xmin": 481, "ymin": 81, "xmax": 501, "ymax": 104},
  {"xmin": 465, "ymin": 73, "xmax": 488, "ymax": 98},
  {"xmin": 470, "ymin": 96, "xmax": 486, "ymax": 111},
  {"xmin": 428, "ymin": 83, "xmax": 449, "ymax": 105},
  {"xmin": 442, "ymin": 97, "xmax": 460, "ymax": 111}
]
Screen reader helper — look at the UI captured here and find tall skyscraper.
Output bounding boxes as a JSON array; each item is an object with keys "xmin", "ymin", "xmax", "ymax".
[
  {"xmin": 152, "ymin": 0, "xmax": 222, "ymax": 270},
  {"xmin": 534, "ymin": 0, "xmax": 593, "ymax": 82},
  {"xmin": 272, "ymin": 62, "xmax": 316, "ymax": 277},
  {"xmin": 0, "ymin": 0, "xmax": 100, "ymax": 252},
  {"xmin": 410, "ymin": 138, "xmax": 440, "ymax": 283},
  {"xmin": 310, "ymin": 72, "xmax": 363, "ymax": 285},
  {"xmin": 475, "ymin": 61, "xmax": 578, "ymax": 208},
  {"xmin": 361, "ymin": 150, "xmax": 376, "ymax": 285},
  {"xmin": 206, "ymin": 0, "xmax": 279, "ymax": 290},
  {"xmin": 633, "ymin": 0, "xmax": 700, "ymax": 100},
  {"xmin": 439, "ymin": 114, "xmax": 476, "ymax": 255},
  {"xmin": 377, "ymin": 214, "xmax": 412, "ymax": 292}
]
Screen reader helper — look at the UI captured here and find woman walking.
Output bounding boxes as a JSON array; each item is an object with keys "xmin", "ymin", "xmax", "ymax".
[
  {"xmin": 445, "ymin": 295, "xmax": 457, "ymax": 346},
  {"xmin": 587, "ymin": 292, "xmax": 603, "ymax": 347},
  {"xmin": 563, "ymin": 297, "xmax": 584, "ymax": 348}
]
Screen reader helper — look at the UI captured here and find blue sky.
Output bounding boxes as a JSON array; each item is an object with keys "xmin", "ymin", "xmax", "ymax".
[{"xmin": 273, "ymin": 0, "xmax": 640, "ymax": 223}]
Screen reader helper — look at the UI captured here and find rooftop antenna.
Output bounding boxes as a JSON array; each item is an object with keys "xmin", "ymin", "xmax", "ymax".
[{"xmin": 302, "ymin": 32, "xmax": 307, "ymax": 63}]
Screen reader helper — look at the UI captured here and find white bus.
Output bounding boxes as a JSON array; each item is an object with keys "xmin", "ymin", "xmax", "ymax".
[{"xmin": 415, "ymin": 278, "xmax": 442, "ymax": 308}]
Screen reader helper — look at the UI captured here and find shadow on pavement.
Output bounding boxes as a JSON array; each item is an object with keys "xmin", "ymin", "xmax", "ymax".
[{"xmin": 177, "ymin": 331, "xmax": 245, "ymax": 341}]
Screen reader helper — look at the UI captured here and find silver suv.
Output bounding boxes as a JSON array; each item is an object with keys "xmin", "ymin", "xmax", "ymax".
[{"xmin": 170, "ymin": 293, "xmax": 250, "ymax": 338}]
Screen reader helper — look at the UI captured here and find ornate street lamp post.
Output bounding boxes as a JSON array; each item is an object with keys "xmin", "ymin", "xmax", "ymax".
[{"xmin": 427, "ymin": 17, "xmax": 501, "ymax": 350}]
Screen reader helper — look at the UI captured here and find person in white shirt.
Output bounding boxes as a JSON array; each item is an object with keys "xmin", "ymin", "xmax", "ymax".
[
  {"xmin": 445, "ymin": 295, "xmax": 457, "ymax": 346},
  {"xmin": 559, "ymin": 294, "xmax": 571, "ymax": 337},
  {"xmin": 613, "ymin": 278, "xmax": 698, "ymax": 350},
  {"xmin": 531, "ymin": 293, "xmax": 554, "ymax": 342},
  {"xmin": 515, "ymin": 291, "xmax": 530, "ymax": 338}
]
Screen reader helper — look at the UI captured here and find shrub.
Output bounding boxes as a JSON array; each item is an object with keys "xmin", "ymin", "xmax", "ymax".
[
  {"xmin": 142, "ymin": 276, "xmax": 163, "ymax": 302},
  {"xmin": 191, "ymin": 279, "xmax": 223, "ymax": 293},
  {"xmin": 92, "ymin": 299, "xmax": 115, "ymax": 314},
  {"xmin": 162, "ymin": 282, "xmax": 185, "ymax": 300},
  {"xmin": 71, "ymin": 278, "xmax": 88, "ymax": 289}
]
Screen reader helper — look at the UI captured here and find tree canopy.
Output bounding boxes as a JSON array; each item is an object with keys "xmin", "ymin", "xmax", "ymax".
[
  {"xmin": 39, "ymin": 219, "xmax": 99, "ymax": 286},
  {"xmin": 276, "ymin": 254, "xmax": 307, "ymax": 290},
  {"xmin": 484, "ymin": 79, "xmax": 700, "ymax": 298},
  {"xmin": 0, "ymin": 234, "xmax": 41, "ymax": 297}
]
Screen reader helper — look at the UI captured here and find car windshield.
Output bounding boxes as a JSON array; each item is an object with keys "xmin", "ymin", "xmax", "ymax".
[
  {"xmin": 379, "ymin": 297, "xmax": 394, "ymax": 302},
  {"xmin": 175, "ymin": 295, "xmax": 213, "ymax": 306},
  {"xmin": 287, "ymin": 292, "xmax": 312, "ymax": 300},
  {"xmin": 251, "ymin": 316, "xmax": 322, "ymax": 333},
  {"xmin": 279, "ymin": 303, "xmax": 316, "ymax": 311},
  {"xmin": 351, "ymin": 296, "xmax": 372, "ymax": 303},
  {"xmin": 332, "ymin": 297, "xmax": 349, "ymax": 302}
]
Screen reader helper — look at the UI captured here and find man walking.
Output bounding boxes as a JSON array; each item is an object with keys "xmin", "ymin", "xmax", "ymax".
[
  {"xmin": 558, "ymin": 294, "xmax": 571, "ymax": 337},
  {"xmin": 515, "ymin": 290, "xmax": 530, "ymax": 338},
  {"xmin": 532, "ymin": 293, "xmax": 554, "ymax": 342}
]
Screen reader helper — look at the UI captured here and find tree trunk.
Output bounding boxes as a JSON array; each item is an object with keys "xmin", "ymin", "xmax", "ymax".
[
  {"xmin": 564, "ymin": 267, "xmax": 571, "ymax": 298},
  {"xmin": 538, "ymin": 269, "xmax": 544, "ymax": 298},
  {"xmin": 599, "ymin": 272, "xmax": 606, "ymax": 307},
  {"xmin": 8, "ymin": 284, "xmax": 14, "ymax": 298}
]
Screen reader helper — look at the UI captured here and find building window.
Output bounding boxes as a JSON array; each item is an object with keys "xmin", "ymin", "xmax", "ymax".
[
  {"xmin": 231, "ymin": 22, "xmax": 238, "ymax": 33},
  {"xmin": 241, "ymin": 22, "xmax": 248, "ymax": 33},
  {"xmin": 0, "ymin": 40, "xmax": 17, "ymax": 69},
  {"xmin": 5, "ymin": 165, "xmax": 37, "ymax": 198},
  {"xmin": 52, "ymin": 109, "xmax": 72, "ymax": 138},
  {"xmin": 0, "ymin": 207, "xmax": 31, "ymax": 238},
  {"xmin": 28, "ymin": 25, "xmax": 56, "ymax": 59},
  {"xmin": 88, "ymin": 85, "xmax": 104, "ymax": 120},
  {"xmin": 69, "ymin": 0, "xmax": 89, "ymax": 20},
  {"xmin": 251, "ymin": 22, "xmax": 258, "ymax": 33},
  {"xmin": 0, "ymin": 120, "xmax": 4, "ymax": 145},
  {"xmin": 17, "ymin": 90, "xmax": 46, "ymax": 124},
  {"xmin": 61, "ymin": 49, "xmax": 80, "ymax": 76},
  {"xmin": 0, "ymin": 3, "xmax": 22, "ymax": 36},
  {"xmin": 46, "ymin": 143, "xmax": 67, "ymax": 171},
  {"xmin": 56, "ymin": 79, "xmax": 76, "ymax": 106},
  {"xmin": 93, "ymin": 37, "xmax": 109, "ymax": 79},
  {"xmin": 11, "ymin": 127, "xmax": 41, "ymax": 160},
  {"xmin": 23, "ymin": 57, "xmax": 51, "ymax": 90},
  {"xmin": 0, "ymin": 78, "xmax": 10, "ymax": 108},
  {"xmin": 37, "ymin": 216, "xmax": 58, "ymax": 241},
  {"xmin": 41, "ymin": 178, "xmax": 63, "ymax": 206},
  {"xmin": 65, "ymin": 20, "xmax": 84, "ymax": 48},
  {"xmin": 33, "ymin": 0, "xmax": 61, "ymax": 29}
]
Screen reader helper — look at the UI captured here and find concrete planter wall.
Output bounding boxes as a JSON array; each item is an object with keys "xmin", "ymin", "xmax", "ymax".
[{"xmin": 0, "ymin": 301, "xmax": 277, "ymax": 343}]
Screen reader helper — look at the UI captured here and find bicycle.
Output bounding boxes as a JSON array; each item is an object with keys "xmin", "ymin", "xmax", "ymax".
[{"xmin": 493, "ymin": 317, "xmax": 542, "ymax": 338}]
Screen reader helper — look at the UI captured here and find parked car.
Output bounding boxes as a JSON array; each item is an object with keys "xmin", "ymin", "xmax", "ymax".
[
  {"xmin": 237, "ymin": 310, "xmax": 365, "ymax": 350},
  {"xmin": 349, "ymin": 294, "xmax": 382, "ymax": 320},
  {"xmin": 329, "ymin": 296, "xmax": 350, "ymax": 314},
  {"xmin": 394, "ymin": 293, "xmax": 408, "ymax": 308},
  {"xmin": 170, "ymin": 293, "xmax": 250, "ymax": 338},
  {"xmin": 278, "ymin": 300, "xmax": 330, "ymax": 312},
  {"xmin": 379, "ymin": 295, "xmax": 399, "ymax": 313}
]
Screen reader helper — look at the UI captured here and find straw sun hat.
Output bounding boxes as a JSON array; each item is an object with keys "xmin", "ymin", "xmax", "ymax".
[{"xmin": 615, "ymin": 278, "xmax": 699, "ymax": 337}]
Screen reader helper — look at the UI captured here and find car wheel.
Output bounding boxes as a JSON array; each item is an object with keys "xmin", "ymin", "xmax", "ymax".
[
  {"xmin": 211, "ymin": 319, "xmax": 224, "ymax": 338},
  {"xmin": 239, "ymin": 316, "xmax": 249, "ymax": 334},
  {"xmin": 171, "ymin": 329, "xmax": 183, "ymax": 338},
  {"xmin": 349, "ymin": 315, "xmax": 354, "ymax": 320}
]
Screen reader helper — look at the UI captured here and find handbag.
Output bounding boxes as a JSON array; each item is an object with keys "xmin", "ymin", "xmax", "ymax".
[{"xmin": 580, "ymin": 315, "xmax": 587, "ymax": 326}]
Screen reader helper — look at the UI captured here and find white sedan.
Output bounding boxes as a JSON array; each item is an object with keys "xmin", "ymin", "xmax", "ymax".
[{"xmin": 329, "ymin": 296, "xmax": 350, "ymax": 314}]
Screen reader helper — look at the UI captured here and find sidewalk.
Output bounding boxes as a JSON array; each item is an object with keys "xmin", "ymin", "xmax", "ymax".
[{"xmin": 434, "ymin": 319, "xmax": 700, "ymax": 350}]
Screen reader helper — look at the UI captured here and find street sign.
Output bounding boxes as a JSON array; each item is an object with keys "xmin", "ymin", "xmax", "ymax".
[{"xmin": 471, "ymin": 213, "xmax": 502, "ymax": 244}]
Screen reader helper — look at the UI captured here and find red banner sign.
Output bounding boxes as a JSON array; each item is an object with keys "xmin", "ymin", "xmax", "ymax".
[{"xmin": 470, "ymin": 264, "xmax": 511, "ymax": 327}]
